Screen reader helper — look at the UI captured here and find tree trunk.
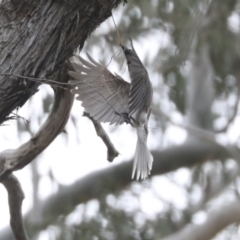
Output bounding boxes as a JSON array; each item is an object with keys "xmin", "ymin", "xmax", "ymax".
[
  {"xmin": 0, "ymin": 0, "xmax": 124, "ymax": 124},
  {"xmin": 0, "ymin": 1, "xmax": 125, "ymax": 238}
]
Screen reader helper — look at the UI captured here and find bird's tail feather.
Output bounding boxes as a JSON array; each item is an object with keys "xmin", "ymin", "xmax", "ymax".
[{"xmin": 132, "ymin": 127, "xmax": 153, "ymax": 180}]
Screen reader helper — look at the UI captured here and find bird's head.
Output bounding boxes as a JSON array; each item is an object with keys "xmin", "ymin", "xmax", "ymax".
[
  {"xmin": 120, "ymin": 39, "xmax": 142, "ymax": 66},
  {"xmin": 120, "ymin": 44, "xmax": 132, "ymax": 56}
]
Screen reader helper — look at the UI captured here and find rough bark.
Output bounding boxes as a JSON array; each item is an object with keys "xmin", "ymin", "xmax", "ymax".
[
  {"xmin": 0, "ymin": 0, "xmax": 125, "ymax": 125},
  {"xmin": 0, "ymin": 66, "xmax": 74, "ymax": 181},
  {"xmin": 0, "ymin": 0, "xmax": 125, "ymax": 239}
]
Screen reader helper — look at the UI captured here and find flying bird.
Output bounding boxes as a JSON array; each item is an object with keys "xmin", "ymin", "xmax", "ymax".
[{"xmin": 68, "ymin": 40, "xmax": 153, "ymax": 180}]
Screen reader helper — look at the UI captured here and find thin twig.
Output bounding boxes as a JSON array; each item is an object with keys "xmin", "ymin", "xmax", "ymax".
[
  {"xmin": 0, "ymin": 73, "xmax": 69, "ymax": 90},
  {"xmin": 83, "ymin": 112, "xmax": 119, "ymax": 162},
  {"xmin": 111, "ymin": 12, "xmax": 123, "ymax": 45}
]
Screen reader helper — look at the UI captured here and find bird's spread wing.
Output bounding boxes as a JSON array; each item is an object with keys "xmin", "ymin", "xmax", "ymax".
[{"xmin": 68, "ymin": 53, "xmax": 130, "ymax": 125}]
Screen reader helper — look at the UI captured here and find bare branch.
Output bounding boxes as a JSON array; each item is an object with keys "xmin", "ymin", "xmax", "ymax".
[
  {"xmin": 0, "ymin": 66, "xmax": 74, "ymax": 182},
  {"xmin": 161, "ymin": 199, "xmax": 240, "ymax": 240},
  {"xmin": 83, "ymin": 112, "xmax": 119, "ymax": 162},
  {"xmin": 2, "ymin": 174, "xmax": 28, "ymax": 240}
]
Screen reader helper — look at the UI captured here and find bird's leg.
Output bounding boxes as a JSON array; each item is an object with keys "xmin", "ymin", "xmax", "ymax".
[
  {"xmin": 129, "ymin": 116, "xmax": 137, "ymax": 124},
  {"xmin": 121, "ymin": 112, "xmax": 131, "ymax": 123},
  {"xmin": 115, "ymin": 111, "xmax": 133, "ymax": 124}
]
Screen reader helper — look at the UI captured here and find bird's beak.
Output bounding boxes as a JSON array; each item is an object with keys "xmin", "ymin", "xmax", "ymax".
[
  {"xmin": 120, "ymin": 44, "xmax": 125, "ymax": 50},
  {"xmin": 120, "ymin": 44, "xmax": 131, "ymax": 55}
]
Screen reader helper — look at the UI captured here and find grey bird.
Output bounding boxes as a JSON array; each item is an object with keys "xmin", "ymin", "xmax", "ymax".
[{"xmin": 68, "ymin": 40, "xmax": 153, "ymax": 180}]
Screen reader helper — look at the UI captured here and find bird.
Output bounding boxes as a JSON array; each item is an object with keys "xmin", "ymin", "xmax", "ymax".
[{"xmin": 68, "ymin": 40, "xmax": 153, "ymax": 180}]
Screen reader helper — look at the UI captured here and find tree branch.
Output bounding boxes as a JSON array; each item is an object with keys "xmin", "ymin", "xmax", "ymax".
[
  {"xmin": 0, "ymin": 0, "xmax": 125, "ymax": 125},
  {"xmin": 0, "ymin": 66, "xmax": 74, "ymax": 182},
  {"xmin": 2, "ymin": 174, "xmax": 28, "ymax": 240},
  {"xmin": 0, "ymin": 141, "xmax": 232, "ymax": 239},
  {"xmin": 83, "ymin": 112, "xmax": 119, "ymax": 162},
  {"xmin": 161, "ymin": 199, "xmax": 240, "ymax": 240}
]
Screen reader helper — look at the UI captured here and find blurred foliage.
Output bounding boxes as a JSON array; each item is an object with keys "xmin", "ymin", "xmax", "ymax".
[
  {"xmin": 53, "ymin": 158, "xmax": 240, "ymax": 240},
  {"xmin": 59, "ymin": 0, "xmax": 240, "ymax": 239},
  {"xmin": 55, "ymin": 193, "xmax": 186, "ymax": 240},
  {"xmin": 86, "ymin": 0, "xmax": 240, "ymax": 117}
]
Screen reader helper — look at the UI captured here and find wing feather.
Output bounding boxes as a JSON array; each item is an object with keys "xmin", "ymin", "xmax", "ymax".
[{"xmin": 68, "ymin": 54, "xmax": 130, "ymax": 125}]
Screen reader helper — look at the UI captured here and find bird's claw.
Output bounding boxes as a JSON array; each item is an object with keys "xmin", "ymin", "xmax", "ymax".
[{"xmin": 115, "ymin": 111, "xmax": 133, "ymax": 124}]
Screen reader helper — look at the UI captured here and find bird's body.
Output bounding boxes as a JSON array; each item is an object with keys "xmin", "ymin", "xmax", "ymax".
[{"xmin": 68, "ymin": 41, "xmax": 153, "ymax": 180}]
